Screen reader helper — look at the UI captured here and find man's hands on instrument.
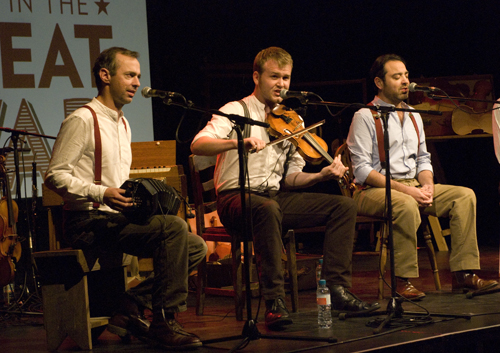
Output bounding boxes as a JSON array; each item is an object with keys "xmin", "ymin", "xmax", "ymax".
[
  {"xmin": 103, "ymin": 187, "xmax": 134, "ymax": 212},
  {"xmin": 245, "ymin": 137, "xmax": 266, "ymax": 153},
  {"xmin": 321, "ymin": 155, "xmax": 349, "ymax": 181}
]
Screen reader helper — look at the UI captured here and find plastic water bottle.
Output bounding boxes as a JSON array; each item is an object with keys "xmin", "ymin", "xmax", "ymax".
[
  {"xmin": 316, "ymin": 258, "xmax": 323, "ymax": 287},
  {"xmin": 317, "ymin": 279, "xmax": 332, "ymax": 328}
]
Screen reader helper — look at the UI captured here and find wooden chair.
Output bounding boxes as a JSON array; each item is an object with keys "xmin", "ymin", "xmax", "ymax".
[
  {"xmin": 32, "ymin": 249, "xmax": 127, "ymax": 351},
  {"xmin": 36, "ymin": 186, "xmax": 129, "ymax": 350},
  {"xmin": 188, "ymin": 154, "xmax": 299, "ymax": 321},
  {"xmin": 334, "ymin": 143, "xmax": 441, "ymax": 299}
]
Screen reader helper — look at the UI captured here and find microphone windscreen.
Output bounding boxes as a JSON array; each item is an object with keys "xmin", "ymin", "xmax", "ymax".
[{"xmin": 141, "ymin": 87, "xmax": 151, "ymax": 97}]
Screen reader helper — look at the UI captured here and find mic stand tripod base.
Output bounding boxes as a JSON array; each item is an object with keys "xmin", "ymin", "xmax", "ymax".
[{"xmin": 371, "ymin": 296, "xmax": 404, "ymax": 334}]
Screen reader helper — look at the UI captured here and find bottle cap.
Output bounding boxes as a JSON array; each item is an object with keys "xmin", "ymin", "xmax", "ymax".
[{"xmin": 319, "ymin": 279, "xmax": 326, "ymax": 286}]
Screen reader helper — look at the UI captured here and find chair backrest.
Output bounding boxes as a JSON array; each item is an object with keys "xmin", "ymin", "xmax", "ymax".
[
  {"xmin": 334, "ymin": 143, "xmax": 356, "ymax": 198},
  {"xmin": 188, "ymin": 154, "xmax": 218, "ymax": 235}
]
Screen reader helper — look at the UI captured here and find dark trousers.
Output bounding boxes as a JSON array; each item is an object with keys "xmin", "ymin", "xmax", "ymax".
[
  {"xmin": 217, "ymin": 190, "xmax": 357, "ymax": 300},
  {"xmin": 126, "ymin": 232, "xmax": 207, "ymax": 311},
  {"xmin": 64, "ymin": 210, "xmax": 196, "ymax": 316}
]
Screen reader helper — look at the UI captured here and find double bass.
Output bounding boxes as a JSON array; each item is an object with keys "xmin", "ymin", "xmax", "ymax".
[{"xmin": 0, "ymin": 153, "xmax": 21, "ymax": 288}]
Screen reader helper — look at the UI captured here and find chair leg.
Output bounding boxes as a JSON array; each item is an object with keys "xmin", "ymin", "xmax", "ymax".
[
  {"xmin": 42, "ymin": 277, "xmax": 94, "ymax": 350},
  {"xmin": 377, "ymin": 222, "xmax": 388, "ymax": 299},
  {"xmin": 427, "ymin": 215, "xmax": 449, "ymax": 251},
  {"xmin": 285, "ymin": 230, "xmax": 298, "ymax": 313},
  {"xmin": 422, "ymin": 221, "xmax": 442, "ymax": 290},
  {"xmin": 232, "ymin": 242, "xmax": 244, "ymax": 321},
  {"xmin": 195, "ymin": 260, "xmax": 207, "ymax": 316},
  {"xmin": 378, "ymin": 239, "xmax": 388, "ymax": 300}
]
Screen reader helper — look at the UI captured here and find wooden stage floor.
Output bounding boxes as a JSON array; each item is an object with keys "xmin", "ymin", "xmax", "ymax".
[{"xmin": 2, "ymin": 246, "xmax": 500, "ymax": 353}]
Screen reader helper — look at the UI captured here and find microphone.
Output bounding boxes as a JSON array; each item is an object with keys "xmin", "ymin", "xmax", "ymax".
[
  {"xmin": 280, "ymin": 89, "xmax": 314, "ymax": 100},
  {"xmin": 409, "ymin": 82, "xmax": 439, "ymax": 93},
  {"xmin": 141, "ymin": 86, "xmax": 183, "ymax": 99}
]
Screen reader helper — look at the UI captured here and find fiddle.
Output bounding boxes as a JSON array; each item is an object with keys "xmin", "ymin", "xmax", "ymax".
[
  {"xmin": 266, "ymin": 104, "xmax": 335, "ymax": 165},
  {"xmin": 0, "ymin": 154, "xmax": 21, "ymax": 288}
]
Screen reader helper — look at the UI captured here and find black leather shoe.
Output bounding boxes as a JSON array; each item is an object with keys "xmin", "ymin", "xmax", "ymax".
[
  {"xmin": 330, "ymin": 285, "xmax": 380, "ymax": 313},
  {"xmin": 264, "ymin": 297, "xmax": 293, "ymax": 330},
  {"xmin": 146, "ymin": 319, "xmax": 202, "ymax": 350},
  {"xmin": 107, "ymin": 296, "xmax": 150, "ymax": 341}
]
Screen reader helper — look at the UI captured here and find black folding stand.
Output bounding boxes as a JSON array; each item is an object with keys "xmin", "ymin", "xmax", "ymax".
[
  {"xmin": 369, "ymin": 107, "xmax": 406, "ymax": 332},
  {"xmin": 364, "ymin": 105, "xmax": 472, "ymax": 333},
  {"xmin": 0, "ymin": 127, "xmax": 55, "ymax": 316}
]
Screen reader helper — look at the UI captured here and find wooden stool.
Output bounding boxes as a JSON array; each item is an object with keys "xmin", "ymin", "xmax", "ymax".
[{"xmin": 33, "ymin": 249, "xmax": 111, "ymax": 351}]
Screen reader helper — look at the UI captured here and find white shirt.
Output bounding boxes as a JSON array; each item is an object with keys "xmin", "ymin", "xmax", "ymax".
[
  {"xmin": 192, "ymin": 94, "xmax": 305, "ymax": 193},
  {"xmin": 45, "ymin": 98, "xmax": 132, "ymax": 212},
  {"xmin": 347, "ymin": 96, "xmax": 433, "ymax": 185}
]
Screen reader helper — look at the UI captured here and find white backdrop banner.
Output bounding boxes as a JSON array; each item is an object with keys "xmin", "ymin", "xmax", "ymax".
[{"xmin": 0, "ymin": 0, "xmax": 152, "ymax": 198}]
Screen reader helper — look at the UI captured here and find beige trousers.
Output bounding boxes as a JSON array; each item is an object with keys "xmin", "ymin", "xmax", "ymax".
[{"xmin": 353, "ymin": 179, "xmax": 480, "ymax": 278}]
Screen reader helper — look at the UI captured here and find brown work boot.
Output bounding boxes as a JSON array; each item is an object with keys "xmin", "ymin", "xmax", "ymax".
[
  {"xmin": 107, "ymin": 295, "xmax": 150, "ymax": 341},
  {"xmin": 452, "ymin": 272, "xmax": 498, "ymax": 293},
  {"xmin": 146, "ymin": 318, "xmax": 202, "ymax": 350},
  {"xmin": 396, "ymin": 278, "xmax": 426, "ymax": 301}
]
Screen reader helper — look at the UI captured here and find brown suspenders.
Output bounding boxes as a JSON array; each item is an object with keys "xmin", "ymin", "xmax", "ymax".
[{"xmin": 366, "ymin": 103, "xmax": 420, "ymax": 166}]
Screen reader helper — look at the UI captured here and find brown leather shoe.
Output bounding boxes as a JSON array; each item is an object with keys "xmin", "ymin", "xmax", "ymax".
[
  {"xmin": 264, "ymin": 297, "xmax": 293, "ymax": 330},
  {"xmin": 397, "ymin": 279, "xmax": 426, "ymax": 300},
  {"xmin": 107, "ymin": 296, "xmax": 150, "ymax": 341},
  {"xmin": 146, "ymin": 319, "xmax": 202, "ymax": 350},
  {"xmin": 452, "ymin": 272, "xmax": 498, "ymax": 293}
]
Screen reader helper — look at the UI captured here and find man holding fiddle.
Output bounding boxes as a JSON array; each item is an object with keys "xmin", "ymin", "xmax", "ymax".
[{"xmin": 191, "ymin": 46, "xmax": 379, "ymax": 330}]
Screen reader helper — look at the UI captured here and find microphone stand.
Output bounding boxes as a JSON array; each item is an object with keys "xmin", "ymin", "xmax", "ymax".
[
  {"xmin": 366, "ymin": 105, "xmax": 478, "ymax": 333},
  {"xmin": 162, "ymin": 97, "xmax": 338, "ymax": 351}
]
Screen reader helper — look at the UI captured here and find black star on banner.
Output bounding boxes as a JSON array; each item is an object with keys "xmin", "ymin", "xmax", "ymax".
[{"xmin": 95, "ymin": 0, "xmax": 110, "ymax": 15}]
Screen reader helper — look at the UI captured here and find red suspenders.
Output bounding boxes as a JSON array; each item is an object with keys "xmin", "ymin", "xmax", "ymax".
[{"xmin": 81, "ymin": 105, "xmax": 127, "ymax": 208}]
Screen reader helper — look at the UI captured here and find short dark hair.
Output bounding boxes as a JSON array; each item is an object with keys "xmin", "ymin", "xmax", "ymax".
[
  {"xmin": 253, "ymin": 47, "xmax": 293, "ymax": 74},
  {"xmin": 92, "ymin": 47, "xmax": 139, "ymax": 90},
  {"xmin": 369, "ymin": 54, "xmax": 406, "ymax": 91}
]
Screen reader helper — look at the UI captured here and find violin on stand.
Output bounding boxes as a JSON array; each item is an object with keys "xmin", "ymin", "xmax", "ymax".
[{"xmin": 0, "ymin": 153, "xmax": 22, "ymax": 289}]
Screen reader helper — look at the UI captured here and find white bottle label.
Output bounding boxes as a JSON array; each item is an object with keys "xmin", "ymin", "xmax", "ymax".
[{"xmin": 317, "ymin": 294, "xmax": 331, "ymax": 306}]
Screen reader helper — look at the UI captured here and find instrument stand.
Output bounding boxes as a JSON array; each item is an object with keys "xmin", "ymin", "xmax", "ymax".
[
  {"xmin": 163, "ymin": 97, "xmax": 337, "ymax": 351},
  {"xmin": 0, "ymin": 128, "xmax": 54, "ymax": 315}
]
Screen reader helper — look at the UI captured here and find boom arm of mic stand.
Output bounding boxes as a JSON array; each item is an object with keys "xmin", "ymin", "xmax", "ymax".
[
  {"xmin": 428, "ymin": 94, "xmax": 499, "ymax": 105},
  {"xmin": 306, "ymin": 101, "xmax": 443, "ymax": 116},
  {"xmin": 163, "ymin": 99, "xmax": 270, "ymax": 128}
]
